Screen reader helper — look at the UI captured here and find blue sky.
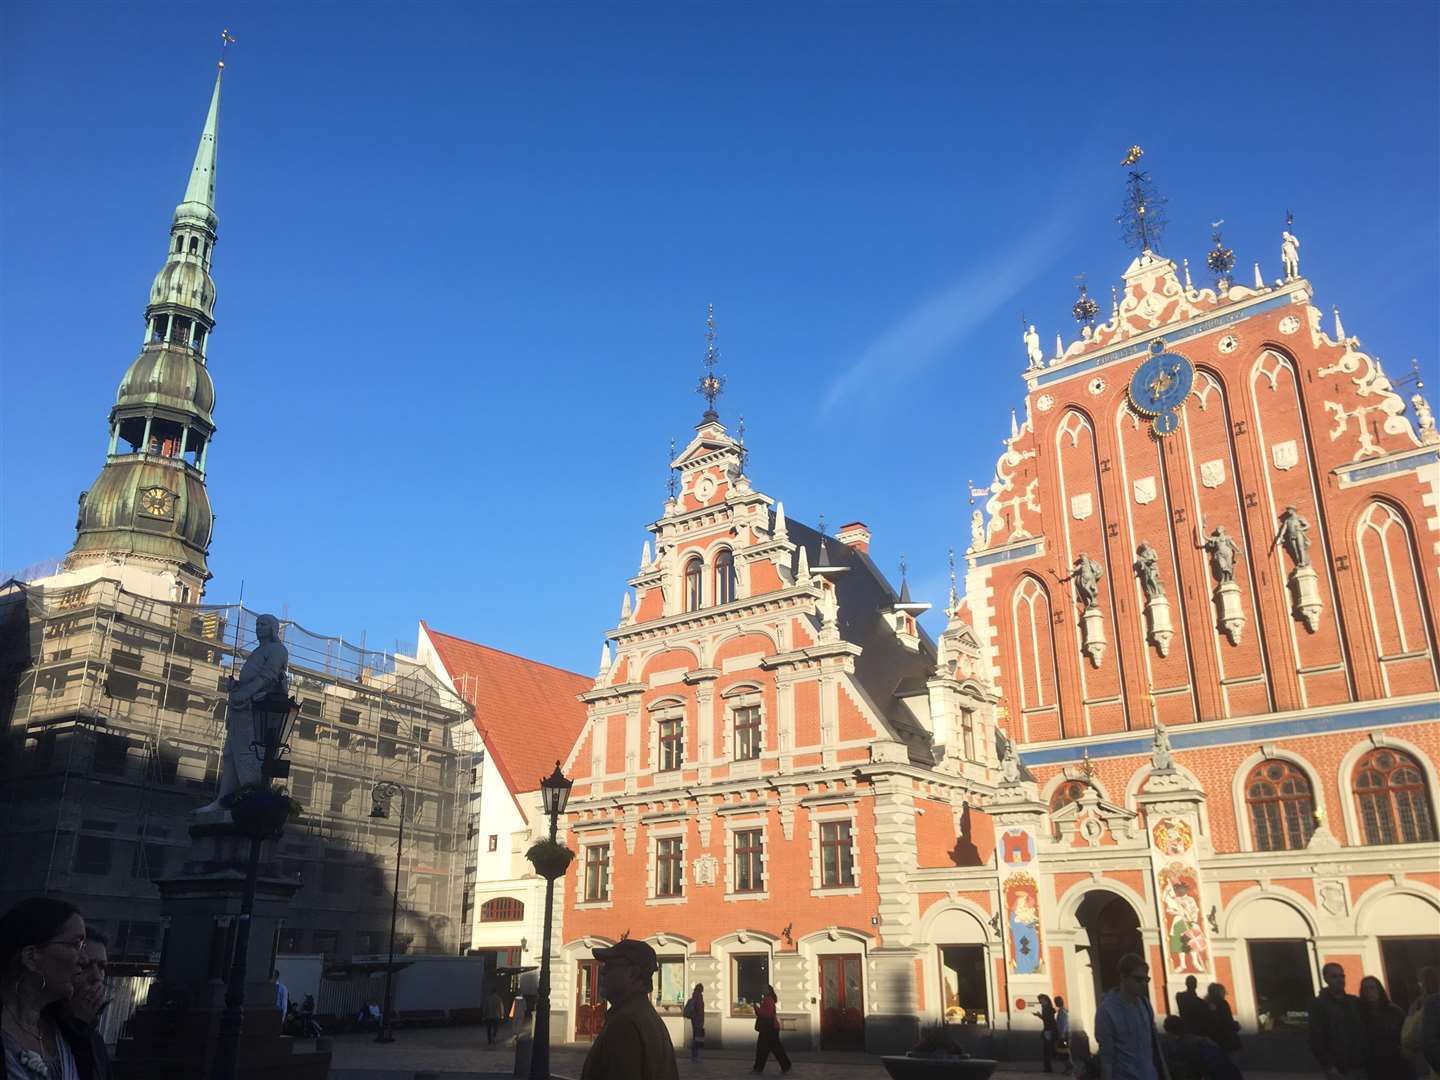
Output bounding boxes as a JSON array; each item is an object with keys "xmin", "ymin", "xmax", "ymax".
[{"xmin": 2, "ymin": 2, "xmax": 1436, "ymax": 675}]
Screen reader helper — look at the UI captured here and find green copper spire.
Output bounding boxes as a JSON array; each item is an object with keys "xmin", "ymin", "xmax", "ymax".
[{"xmin": 175, "ymin": 67, "xmax": 221, "ymax": 226}]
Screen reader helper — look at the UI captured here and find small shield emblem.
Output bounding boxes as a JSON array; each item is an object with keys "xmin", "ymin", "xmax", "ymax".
[
  {"xmin": 1133, "ymin": 476, "xmax": 1157, "ymax": 505},
  {"xmin": 1070, "ymin": 493, "xmax": 1093, "ymax": 521},
  {"xmin": 1272, "ymin": 440, "xmax": 1299, "ymax": 471},
  {"xmin": 1200, "ymin": 459, "xmax": 1225, "ymax": 488}
]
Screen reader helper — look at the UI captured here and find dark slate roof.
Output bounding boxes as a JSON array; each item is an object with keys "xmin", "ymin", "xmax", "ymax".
[{"xmin": 783, "ymin": 518, "xmax": 940, "ymax": 767}]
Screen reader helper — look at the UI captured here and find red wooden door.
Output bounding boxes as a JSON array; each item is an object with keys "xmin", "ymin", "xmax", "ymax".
[
  {"xmin": 575, "ymin": 959, "xmax": 607, "ymax": 1039},
  {"xmin": 819, "ymin": 954, "xmax": 865, "ymax": 1049}
]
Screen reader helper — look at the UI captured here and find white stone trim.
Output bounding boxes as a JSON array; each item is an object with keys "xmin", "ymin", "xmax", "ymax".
[
  {"xmin": 1335, "ymin": 733, "xmax": 1440, "ymax": 848},
  {"xmin": 1229, "ymin": 746, "xmax": 1329, "ymax": 853}
]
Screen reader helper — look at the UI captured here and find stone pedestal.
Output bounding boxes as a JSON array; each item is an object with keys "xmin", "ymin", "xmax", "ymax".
[
  {"xmin": 1144, "ymin": 596, "xmax": 1173, "ymax": 657},
  {"xmin": 112, "ymin": 814, "xmax": 330, "ymax": 1080},
  {"xmin": 1289, "ymin": 565, "xmax": 1323, "ymax": 632},
  {"xmin": 1213, "ymin": 582, "xmax": 1245, "ymax": 645},
  {"xmin": 1080, "ymin": 607, "xmax": 1107, "ymax": 668}
]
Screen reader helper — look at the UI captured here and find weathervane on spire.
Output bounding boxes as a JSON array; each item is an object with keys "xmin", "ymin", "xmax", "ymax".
[
  {"xmin": 218, "ymin": 28, "xmax": 236, "ymax": 68},
  {"xmin": 697, "ymin": 304, "xmax": 725, "ymax": 422},
  {"xmin": 1117, "ymin": 145, "xmax": 1168, "ymax": 254},
  {"xmin": 666, "ymin": 437, "xmax": 678, "ymax": 500}
]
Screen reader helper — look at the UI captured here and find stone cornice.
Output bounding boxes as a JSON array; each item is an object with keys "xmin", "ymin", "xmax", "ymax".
[
  {"xmin": 579, "ymin": 681, "xmax": 645, "ymax": 705},
  {"xmin": 610, "ymin": 587, "xmax": 819, "ymax": 643}
]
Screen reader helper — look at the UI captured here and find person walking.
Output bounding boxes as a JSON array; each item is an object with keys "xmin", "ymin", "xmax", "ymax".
[
  {"xmin": 1037, "ymin": 993, "xmax": 1059, "ymax": 1073},
  {"xmin": 1056, "ymin": 995, "xmax": 1071, "ymax": 1060},
  {"xmin": 681, "ymin": 983, "xmax": 705, "ymax": 1061},
  {"xmin": 482, "ymin": 987, "xmax": 504, "ymax": 1046},
  {"xmin": 1, "ymin": 897, "xmax": 98, "ymax": 1080},
  {"xmin": 1175, "ymin": 976, "xmax": 1213, "ymax": 1043},
  {"xmin": 1094, "ymin": 952, "xmax": 1163, "ymax": 1080},
  {"xmin": 579, "ymin": 939, "xmax": 678, "ymax": 1080},
  {"xmin": 752, "ymin": 984, "xmax": 791, "ymax": 1074},
  {"xmin": 1309, "ymin": 962, "xmax": 1369, "ymax": 1080},
  {"xmin": 1357, "ymin": 975, "xmax": 1409, "ymax": 1080},
  {"xmin": 1205, "ymin": 983, "xmax": 1241, "ymax": 1055}
]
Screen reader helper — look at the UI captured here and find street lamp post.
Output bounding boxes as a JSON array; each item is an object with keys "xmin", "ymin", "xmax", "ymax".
[
  {"xmin": 212, "ymin": 691, "xmax": 298, "ymax": 1080},
  {"xmin": 370, "ymin": 780, "xmax": 407, "ymax": 1045},
  {"xmin": 528, "ymin": 761, "xmax": 574, "ymax": 1080}
]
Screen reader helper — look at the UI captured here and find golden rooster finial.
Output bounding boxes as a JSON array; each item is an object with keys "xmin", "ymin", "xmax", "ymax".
[{"xmin": 1121, "ymin": 144, "xmax": 1144, "ymax": 167}]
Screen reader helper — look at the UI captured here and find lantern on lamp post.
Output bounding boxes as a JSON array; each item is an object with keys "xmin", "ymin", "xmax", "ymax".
[{"xmin": 528, "ymin": 762, "xmax": 574, "ymax": 1080}]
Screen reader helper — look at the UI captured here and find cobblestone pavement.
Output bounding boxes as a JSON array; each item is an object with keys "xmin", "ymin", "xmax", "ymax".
[{"xmin": 324, "ymin": 1025, "xmax": 1319, "ymax": 1080}]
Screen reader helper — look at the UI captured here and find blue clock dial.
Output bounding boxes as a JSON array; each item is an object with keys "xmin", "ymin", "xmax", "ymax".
[
  {"xmin": 1129, "ymin": 351, "xmax": 1194, "ymax": 417},
  {"xmin": 1152, "ymin": 410, "xmax": 1181, "ymax": 436}
]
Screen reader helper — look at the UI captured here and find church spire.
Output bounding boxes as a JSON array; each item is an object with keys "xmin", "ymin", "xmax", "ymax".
[
  {"xmin": 57, "ymin": 63, "xmax": 230, "ymax": 604},
  {"xmin": 696, "ymin": 304, "xmax": 725, "ymax": 423}
]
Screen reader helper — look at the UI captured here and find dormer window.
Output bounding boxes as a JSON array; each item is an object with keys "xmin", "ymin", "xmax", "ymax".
[
  {"xmin": 685, "ymin": 557, "xmax": 704, "ymax": 612},
  {"xmin": 714, "ymin": 549, "xmax": 736, "ymax": 605}
]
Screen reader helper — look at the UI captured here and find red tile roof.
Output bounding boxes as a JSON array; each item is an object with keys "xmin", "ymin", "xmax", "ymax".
[{"xmin": 421, "ymin": 622, "xmax": 591, "ymax": 817}]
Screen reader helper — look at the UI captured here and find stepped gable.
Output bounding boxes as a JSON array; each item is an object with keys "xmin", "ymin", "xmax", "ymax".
[{"xmin": 422, "ymin": 622, "xmax": 590, "ymax": 801}]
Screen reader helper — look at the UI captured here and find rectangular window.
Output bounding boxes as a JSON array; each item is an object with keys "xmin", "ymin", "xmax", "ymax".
[
  {"xmin": 820, "ymin": 820, "xmax": 856, "ymax": 888},
  {"xmin": 731, "ymin": 953, "xmax": 770, "ymax": 1015},
  {"xmin": 93, "ymin": 733, "xmax": 129, "ymax": 776},
  {"xmin": 656, "ymin": 836, "xmax": 683, "ymax": 897},
  {"xmin": 940, "ymin": 945, "xmax": 989, "ymax": 1026},
  {"xmin": 488, "ymin": 834, "xmax": 499, "ymax": 853},
  {"xmin": 72, "ymin": 837, "xmax": 112, "ymax": 876},
  {"xmin": 733, "ymin": 706, "xmax": 762, "ymax": 760},
  {"xmin": 734, "ymin": 828, "xmax": 764, "ymax": 892},
  {"xmin": 659, "ymin": 720, "xmax": 684, "ymax": 771},
  {"xmin": 655, "ymin": 956, "xmax": 685, "ymax": 1010},
  {"xmin": 584, "ymin": 844, "xmax": 611, "ymax": 902}
]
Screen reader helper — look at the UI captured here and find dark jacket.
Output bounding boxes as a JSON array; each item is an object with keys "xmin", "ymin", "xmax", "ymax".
[
  {"xmin": 1359, "ymin": 999, "xmax": 1407, "ymax": 1080},
  {"xmin": 1175, "ymin": 989, "xmax": 1212, "ymax": 1041},
  {"xmin": 1309, "ymin": 988, "xmax": 1368, "ymax": 1071},
  {"xmin": 579, "ymin": 991, "xmax": 679, "ymax": 1080},
  {"xmin": 1423, "ymin": 992, "xmax": 1440, "ymax": 1073},
  {"xmin": 1207, "ymin": 996, "xmax": 1241, "ymax": 1053}
]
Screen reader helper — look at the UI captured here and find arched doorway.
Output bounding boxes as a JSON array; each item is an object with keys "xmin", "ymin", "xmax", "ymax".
[{"xmin": 1075, "ymin": 891, "xmax": 1144, "ymax": 1007}]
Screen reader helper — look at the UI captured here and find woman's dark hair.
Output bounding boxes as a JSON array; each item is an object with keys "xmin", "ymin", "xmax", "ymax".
[
  {"xmin": 0, "ymin": 897, "xmax": 83, "ymax": 974},
  {"xmin": 1359, "ymin": 975, "xmax": 1390, "ymax": 1006},
  {"xmin": 1117, "ymin": 953, "xmax": 1147, "ymax": 978},
  {"xmin": 1038, "ymin": 993, "xmax": 1052, "ymax": 1005},
  {"xmin": 1054, "ymin": 995, "xmax": 1065, "ymax": 1008}
]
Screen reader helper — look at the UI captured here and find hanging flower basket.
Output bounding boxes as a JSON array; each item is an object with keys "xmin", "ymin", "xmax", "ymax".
[
  {"xmin": 228, "ymin": 784, "xmax": 294, "ymax": 838},
  {"xmin": 526, "ymin": 838, "xmax": 575, "ymax": 880}
]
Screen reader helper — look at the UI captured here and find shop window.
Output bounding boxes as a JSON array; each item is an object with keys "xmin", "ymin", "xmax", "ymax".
[
  {"xmin": 481, "ymin": 897, "xmax": 524, "ymax": 922},
  {"xmin": 731, "ymin": 953, "xmax": 770, "ymax": 1015},
  {"xmin": 655, "ymin": 956, "xmax": 685, "ymax": 1011},
  {"xmin": 1245, "ymin": 760, "xmax": 1315, "ymax": 851},
  {"xmin": 819, "ymin": 820, "xmax": 855, "ymax": 888},
  {"xmin": 1248, "ymin": 940, "xmax": 1314, "ymax": 1032},
  {"xmin": 659, "ymin": 719, "xmax": 684, "ymax": 771},
  {"xmin": 733, "ymin": 706, "xmax": 762, "ymax": 761},
  {"xmin": 584, "ymin": 844, "xmax": 611, "ymax": 902},
  {"xmin": 685, "ymin": 558, "xmax": 704, "ymax": 611},
  {"xmin": 656, "ymin": 836, "xmax": 683, "ymax": 898},
  {"xmin": 714, "ymin": 549, "xmax": 736, "ymax": 605},
  {"xmin": 734, "ymin": 828, "xmax": 764, "ymax": 892},
  {"xmin": 940, "ymin": 945, "xmax": 989, "ymax": 1026},
  {"xmin": 1353, "ymin": 748, "xmax": 1437, "ymax": 845}
]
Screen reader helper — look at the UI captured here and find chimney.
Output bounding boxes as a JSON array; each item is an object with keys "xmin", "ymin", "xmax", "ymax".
[{"xmin": 836, "ymin": 521, "xmax": 871, "ymax": 554}]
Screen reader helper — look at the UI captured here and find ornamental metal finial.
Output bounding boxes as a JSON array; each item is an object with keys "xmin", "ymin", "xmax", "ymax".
[
  {"xmin": 1117, "ymin": 145, "xmax": 1168, "ymax": 253},
  {"xmin": 899, "ymin": 554, "xmax": 909, "ymax": 588},
  {"xmin": 1072, "ymin": 273, "xmax": 1099, "ymax": 326},
  {"xmin": 696, "ymin": 303, "xmax": 725, "ymax": 422},
  {"xmin": 948, "ymin": 547, "xmax": 958, "ymax": 607},
  {"xmin": 1206, "ymin": 218, "xmax": 1236, "ymax": 285},
  {"xmin": 218, "ymin": 28, "xmax": 236, "ymax": 68},
  {"xmin": 666, "ymin": 436, "xmax": 678, "ymax": 500},
  {"xmin": 737, "ymin": 413, "xmax": 749, "ymax": 473}
]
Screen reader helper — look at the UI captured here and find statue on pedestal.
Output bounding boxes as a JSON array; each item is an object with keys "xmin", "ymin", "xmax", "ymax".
[
  {"xmin": 1059, "ymin": 553, "xmax": 1103, "ymax": 609},
  {"xmin": 1281, "ymin": 229, "xmax": 1301, "ymax": 280},
  {"xmin": 197, "ymin": 614, "xmax": 289, "ymax": 813},
  {"xmin": 1024, "ymin": 324, "xmax": 1043, "ymax": 371},
  {"xmin": 1134, "ymin": 542, "xmax": 1165, "ymax": 601},
  {"xmin": 1151, "ymin": 720, "xmax": 1175, "ymax": 772},
  {"xmin": 1198, "ymin": 525, "xmax": 1239, "ymax": 585},
  {"xmin": 1273, "ymin": 506, "xmax": 1312, "ymax": 568}
]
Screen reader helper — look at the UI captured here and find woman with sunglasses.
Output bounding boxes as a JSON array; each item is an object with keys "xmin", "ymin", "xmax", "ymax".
[{"xmin": 1, "ymin": 897, "xmax": 95, "ymax": 1080}]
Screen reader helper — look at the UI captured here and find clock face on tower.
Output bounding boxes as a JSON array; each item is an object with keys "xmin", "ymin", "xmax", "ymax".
[
  {"xmin": 140, "ymin": 486, "xmax": 176, "ymax": 519},
  {"xmin": 1128, "ymin": 340, "xmax": 1194, "ymax": 436}
]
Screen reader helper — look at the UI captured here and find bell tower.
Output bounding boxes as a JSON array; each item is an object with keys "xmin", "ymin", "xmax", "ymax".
[{"xmin": 56, "ymin": 65, "xmax": 225, "ymax": 603}]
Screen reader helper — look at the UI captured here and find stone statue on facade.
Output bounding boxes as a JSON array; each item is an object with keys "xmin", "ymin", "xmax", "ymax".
[
  {"xmin": 197, "ymin": 613, "xmax": 289, "ymax": 813},
  {"xmin": 1281, "ymin": 229, "xmax": 1301, "ymax": 280},
  {"xmin": 1000, "ymin": 734, "xmax": 1021, "ymax": 784},
  {"xmin": 970, "ymin": 509, "xmax": 985, "ymax": 548},
  {"xmin": 1059, "ymin": 553, "xmax": 1103, "ymax": 609},
  {"xmin": 1273, "ymin": 506, "xmax": 1312, "ymax": 568},
  {"xmin": 1024, "ymin": 324, "xmax": 1043, "ymax": 371},
  {"xmin": 1134, "ymin": 542, "xmax": 1164, "ymax": 602},
  {"xmin": 1413, "ymin": 393, "xmax": 1438, "ymax": 443},
  {"xmin": 1198, "ymin": 525, "xmax": 1239, "ymax": 585},
  {"xmin": 1151, "ymin": 719, "xmax": 1175, "ymax": 772}
]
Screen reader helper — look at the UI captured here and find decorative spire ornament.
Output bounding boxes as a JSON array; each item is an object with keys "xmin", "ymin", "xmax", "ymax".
[
  {"xmin": 620, "ymin": 591, "xmax": 632, "ymax": 622},
  {"xmin": 640, "ymin": 540, "xmax": 652, "ymax": 570},
  {"xmin": 1071, "ymin": 274, "xmax": 1099, "ymax": 326},
  {"xmin": 1206, "ymin": 219, "xmax": 1236, "ymax": 287},
  {"xmin": 1333, "ymin": 306, "xmax": 1346, "ymax": 342},
  {"xmin": 773, "ymin": 500, "xmax": 788, "ymax": 542},
  {"xmin": 947, "ymin": 547, "xmax": 959, "ymax": 610},
  {"xmin": 666, "ymin": 437, "xmax": 678, "ymax": 500},
  {"xmin": 1117, "ymin": 145, "xmax": 1168, "ymax": 253},
  {"xmin": 1181, "ymin": 258, "xmax": 1193, "ymax": 290},
  {"xmin": 696, "ymin": 304, "xmax": 724, "ymax": 422},
  {"xmin": 1253, "ymin": 261, "xmax": 1265, "ymax": 289},
  {"xmin": 737, "ymin": 413, "xmax": 748, "ymax": 473}
]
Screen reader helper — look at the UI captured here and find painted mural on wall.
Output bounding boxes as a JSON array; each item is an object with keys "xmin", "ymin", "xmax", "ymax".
[
  {"xmin": 1001, "ymin": 828, "xmax": 1034, "ymax": 865},
  {"xmin": 1151, "ymin": 817, "xmax": 1194, "ymax": 856},
  {"xmin": 1158, "ymin": 861, "xmax": 1207, "ymax": 973},
  {"xmin": 1003, "ymin": 871, "xmax": 1044, "ymax": 974}
]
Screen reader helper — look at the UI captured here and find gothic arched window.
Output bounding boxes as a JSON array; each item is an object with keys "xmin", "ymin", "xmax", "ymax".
[
  {"xmin": 1245, "ymin": 760, "xmax": 1315, "ymax": 851},
  {"xmin": 685, "ymin": 557, "xmax": 704, "ymax": 612},
  {"xmin": 714, "ymin": 549, "xmax": 736, "ymax": 605},
  {"xmin": 1353, "ymin": 748, "xmax": 1436, "ymax": 845}
]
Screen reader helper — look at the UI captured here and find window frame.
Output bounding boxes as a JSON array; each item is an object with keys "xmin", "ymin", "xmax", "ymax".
[
  {"xmin": 819, "ymin": 818, "xmax": 857, "ymax": 889},
  {"xmin": 733, "ymin": 826, "xmax": 765, "ymax": 894},
  {"xmin": 714, "ymin": 548, "xmax": 737, "ymax": 605},
  {"xmin": 582, "ymin": 842, "xmax": 612, "ymax": 903},
  {"xmin": 479, "ymin": 896, "xmax": 525, "ymax": 922},
  {"xmin": 655, "ymin": 835, "xmax": 684, "ymax": 899},
  {"xmin": 1244, "ymin": 760, "xmax": 1316, "ymax": 852},
  {"xmin": 730, "ymin": 952, "xmax": 771, "ymax": 1017},
  {"xmin": 733, "ymin": 705, "xmax": 763, "ymax": 761},
  {"xmin": 685, "ymin": 557, "xmax": 704, "ymax": 612},
  {"xmin": 658, "ymin": 718, "xmax": 684, "ymax": 772},
  {"xmin": 1353, "ymin": 747, "xmax": 1437, "ymax": 845}
]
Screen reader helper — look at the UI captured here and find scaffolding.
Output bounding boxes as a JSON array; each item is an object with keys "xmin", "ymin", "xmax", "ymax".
[{"xmin": 0, "ymin": 576, "xmax": 474, "ymax": 965}]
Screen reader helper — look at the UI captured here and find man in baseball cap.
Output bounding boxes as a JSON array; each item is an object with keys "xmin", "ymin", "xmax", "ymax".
[{"xmin": 579, "ymin": 938, "xmax": 678, "ymax": 1080}]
